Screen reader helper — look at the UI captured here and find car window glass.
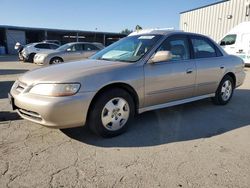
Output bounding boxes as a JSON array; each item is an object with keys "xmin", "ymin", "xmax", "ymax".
[
  {"xmin": 35, "ymin": 43, "xmax": 51, "ymax": 49},
  {"xmin": 50, "ymin": 44, "xmax": 59, "ymax": 49},
  {"xmin": 157, "ymin": 36, "xmax": 190, "ymax": 61},
  {"xmin": 91, "ymin": 35, "xmax": 162, "ymax": 62},
  {"xmin": 191, "ymin": 37, "xmax": 217, "ymax": 58},
  {"xmin": 220, "ymin": 34, "xmax": 237, "ymax": 46},
  {"xmin": 72, "ymin": 44, "xmax": 83, "ymax": 52},
  {"xmin": 85, "ymin": 44, "xmax": 99, "ymax": 51}
]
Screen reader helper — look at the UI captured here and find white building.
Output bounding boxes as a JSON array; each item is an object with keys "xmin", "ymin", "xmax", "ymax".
[{"xmin": 180, "ymin": 0, "xmax": 250, "ymax": 41}]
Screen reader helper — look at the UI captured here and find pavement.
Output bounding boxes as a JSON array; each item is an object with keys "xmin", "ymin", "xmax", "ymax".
[{"xmin": 0, "ymin": 56, "xmax": 250, "ymax": 188}]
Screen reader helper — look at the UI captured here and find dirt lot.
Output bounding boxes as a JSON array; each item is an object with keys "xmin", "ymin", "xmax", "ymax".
[{"xmin": 0, "ymin": 56, "xmax": 250, "ymax": 188}]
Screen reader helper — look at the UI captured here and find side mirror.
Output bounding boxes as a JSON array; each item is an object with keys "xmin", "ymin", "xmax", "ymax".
[
  {"xmin": 66, "ymin": 48, "xmax": 72, "ymax": 52},
  {"xmin": 149, "ymin": 51, "xmax": 173, "ymax": 64}
]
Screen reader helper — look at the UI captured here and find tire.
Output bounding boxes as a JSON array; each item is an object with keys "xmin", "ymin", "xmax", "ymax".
[
  {"xmin": 50, "ymin": 57, "xmax": 63, "ymax": 64},
  {"xmin": 212, "ymin": 75, "xmax": 234, "ymax": 105},
  {"xmin": 27, "ymin": 53, "xmax": 35, "ymax": 63},
  {"xmin": 88, "ymin": 88, "xmax": 135, "ymax": 137}
]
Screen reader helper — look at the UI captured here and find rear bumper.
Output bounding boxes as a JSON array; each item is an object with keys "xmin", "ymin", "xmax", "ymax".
[
  {"xmin": 11, "ymin": 88, "xmax": 95, "ymax": 129},
  {"xmin": 235, "ymin": 71, "xmax": 246, "ymax": 88}
]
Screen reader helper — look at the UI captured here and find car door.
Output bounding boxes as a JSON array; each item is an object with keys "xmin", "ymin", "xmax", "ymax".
[
  {"xmin": 144, "ymin": 35, "xmax": 196, "ymax": 107},
  {"xmin": 219, "ymin": 34, "xmax": 237, "ymax": 55},
  {"xmin": 190, "ymin": 35, "xmax": 225, "ymax": 96},
  {"xmin": 63, "ymin": 44, "xmax": 84, "ymax": 61},
  {"xmin": 237, "ymin": 33, "xmax": 250, "ymax": 64}
]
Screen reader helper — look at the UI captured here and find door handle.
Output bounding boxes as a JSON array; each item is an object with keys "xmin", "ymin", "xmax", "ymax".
[{"xmin": 186, "ymin": 69, "xmax": 193, "ymax": 74}]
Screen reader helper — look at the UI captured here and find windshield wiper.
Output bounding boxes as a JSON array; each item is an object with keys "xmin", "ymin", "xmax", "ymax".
[
  {"xmin": 97, "ymin": 57, "xmax": 135, "ymax": 63},
  {"xmin": 97, "ymin": 57, "xmax": 115, "ymax": 61}
]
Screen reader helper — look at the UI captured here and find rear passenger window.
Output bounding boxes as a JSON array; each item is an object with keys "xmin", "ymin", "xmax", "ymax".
[
  {"xmin": 72, "ymin": 44, "xmax": 83, "ymax": 51},
  {"xmin": 157, "ymin": 35, "xmax": 190, "ymax": 61},
  {"xmin": 50, "ymin": 44, "xmax": 59, "ymax": 49},
  {"xmin": 191, "ymin": 37, "xmax": 217, "ymax": 58},
  {"xmin": 84, "ymin": 44, "xmax": 99, "ymax": 51},
  {"xmin": 35, "ymin": 43, "xmax": 51, "ymax": 49}
]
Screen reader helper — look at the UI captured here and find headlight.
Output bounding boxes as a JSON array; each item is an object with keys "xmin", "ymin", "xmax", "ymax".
[
  {"xmin": 35, "ymin": 55, "xmax": 45, "ymax": 60},
  {"xmin": 29, "ymin": 83, "xmax": 81, "ymax": 96}
]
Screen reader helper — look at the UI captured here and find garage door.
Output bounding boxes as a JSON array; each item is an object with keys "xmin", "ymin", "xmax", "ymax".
[{"xmin": 6, "ymin": 30, "xmax": 26, "ymax": 54}]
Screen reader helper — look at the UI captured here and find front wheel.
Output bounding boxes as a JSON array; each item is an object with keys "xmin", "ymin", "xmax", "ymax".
[
  {"xmin": 50, "ymin": 57, "xmax": 63, "ymax": 64},
  {"xmin": 88, "ymin": 88, "xmax": 135, "ymax": 137},
  {"xmin": 212, "ymin": 75, "xmax": 234, "ymax": 105},
  {"xmin": 27, "ymin": 53, "xmax": 36, "ymax": 63}
]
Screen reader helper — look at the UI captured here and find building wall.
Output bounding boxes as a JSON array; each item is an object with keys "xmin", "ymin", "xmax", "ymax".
[
  {"xmin": 6, "ymin": 30, "xmax": 26, "ymax": 54},
  {"xmin": 180, "ymin": 0, "xmax": 250, "ymax": 41}
]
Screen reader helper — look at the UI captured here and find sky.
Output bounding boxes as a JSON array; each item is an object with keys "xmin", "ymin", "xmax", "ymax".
[{"xmin": 0, "ymin": 0, "xmax": 221, "ymax": 33}]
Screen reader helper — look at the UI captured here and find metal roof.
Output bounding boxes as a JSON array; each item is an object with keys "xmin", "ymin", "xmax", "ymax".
[
  {"xmin": 180, "ymin": 0, "xmax": 230, "ymax": 14},
  {"xmin": 0, "ymin": 25, "xmax": 126, "ymax": 36}
]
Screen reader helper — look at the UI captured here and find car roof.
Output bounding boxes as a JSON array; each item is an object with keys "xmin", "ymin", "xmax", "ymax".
[
  {"xmin": 129, "ymin": 28, "xmax": 207, "ymax": 38},
  {"xmin": 27, "ymin": 42, "xmax": 59, "ymax": 46},
  {"xmin": 65, "ymin": 42, "xmax": 97, "ymax": 45}
]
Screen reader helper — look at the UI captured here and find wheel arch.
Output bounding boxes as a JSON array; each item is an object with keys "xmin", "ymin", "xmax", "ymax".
[
  {"xmin": 224, "ymin": 72, "xmax": 236, "ymax": 87},
  {"xmin": 49, "ymin": 56, "xmax": 64, "ymax": 64},
  {"xmin": 87, "ymin": 82, "xmax": 140, "ymax": 118}
]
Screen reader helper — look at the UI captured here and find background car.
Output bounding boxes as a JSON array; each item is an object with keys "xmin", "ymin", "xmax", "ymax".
[
  {"xmin": 34, "ymin": 42, "xmax": 104, "ymax": 65},
  {"xmin": 20, "ymin": 42, "xmax": 60, "ymax": 62},
  {"xmin": 42, "ymin": 40, "xmax": 61, "ymax": 46}
]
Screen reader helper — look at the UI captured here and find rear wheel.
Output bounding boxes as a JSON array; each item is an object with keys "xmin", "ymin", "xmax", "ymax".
[
  {"xmin": 88, "ymin": 88, "xmax": 135, "ymax": 137},
  {"xmin": 212, "ymin": 75, "xmax": 234, "ymax": 105},
  {"xmin": 50, "ymin": 57, "xmax": 63, "ymax": 64}
]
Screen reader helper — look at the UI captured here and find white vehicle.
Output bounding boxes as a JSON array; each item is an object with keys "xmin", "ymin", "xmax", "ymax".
[
  {"xmin": 219, "ymin": 22, "xmax": 250, "ymax": 66},
  {"xmin": 20, "ymin": 42, "xmax": 60, "ymax": 62}
]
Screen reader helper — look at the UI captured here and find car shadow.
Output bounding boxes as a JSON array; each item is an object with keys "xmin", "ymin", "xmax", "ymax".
[
  {"xmin": 0, "ymin": 69, "xmax": 29, "ymax": 75},
  {"xmin": 0, "ymin": 111, "xmax": 21, "ymax": 122},
  {"xmin": 62, "ymin": 89, "xmax": 250, "ymax": 148},
  {"xmin": 0, "ymin": 81, "xmax": 14, "ymax": 99}
]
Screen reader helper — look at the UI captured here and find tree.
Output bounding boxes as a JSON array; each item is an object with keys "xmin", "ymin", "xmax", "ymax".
[
  {"xmin": 120, "ymin": 29, "xmax": 133, "ymax": 35},
  {"xmin": 135, "ymin": 25, "xmax": 142, "ymax": 31}
]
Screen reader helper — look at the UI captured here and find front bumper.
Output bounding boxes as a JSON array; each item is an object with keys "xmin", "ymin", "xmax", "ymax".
[
  {"xmin": 33, "ymin": 56, "xmax": 48, "ymax": 65},
  {"xmin": 10, "ymin": 87, "xmax": 95, "ymax": 129}
]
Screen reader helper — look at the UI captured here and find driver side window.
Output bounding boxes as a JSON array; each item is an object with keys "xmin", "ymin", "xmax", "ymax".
[{"xmin": 157, "ymin": 35, "xmax": 190, "ymax": 61}]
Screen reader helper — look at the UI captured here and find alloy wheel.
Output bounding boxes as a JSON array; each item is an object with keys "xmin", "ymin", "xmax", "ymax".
[{"xmin": 101, "ymin": 97, "xmax": 130, "ymax": 131}]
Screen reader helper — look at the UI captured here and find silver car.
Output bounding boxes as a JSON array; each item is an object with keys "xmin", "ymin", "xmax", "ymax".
[
  {"xmin": 34, "ymin": 42, "xmax": 104, "ymax": 65},
  {"xmin": 19, "ymin": 42, "xmax": 60, "ymax": 62},
  {"xmin": 9, "ymin": 29, "xmax": 245, "ymax": 137}
]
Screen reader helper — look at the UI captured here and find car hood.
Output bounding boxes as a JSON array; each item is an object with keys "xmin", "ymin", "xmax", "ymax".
[{"xmin": 18, "ymin": 59, "xmax": 130, "ymax": 85}]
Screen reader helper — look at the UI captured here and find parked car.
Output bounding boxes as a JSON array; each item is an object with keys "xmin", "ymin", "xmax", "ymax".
[
  {"xmin": 9, "ymin": 29, "xmax": 245, "ymax": 137},
  {"xmin": 219, "ymin": 22, "xmax": 250, "ymax": 66},
  {"xmin": 19, "ymin": 42, "xmax": 60, "ymax": 62},
  {"xmin": 34, "ymin": 42, "xmax": 104, "ymax": 65}
]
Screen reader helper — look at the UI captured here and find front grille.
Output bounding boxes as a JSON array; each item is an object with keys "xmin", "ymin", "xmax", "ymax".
[{"xmin": 18, "ymin": 108, "xmax": 42, "ymax": 121}]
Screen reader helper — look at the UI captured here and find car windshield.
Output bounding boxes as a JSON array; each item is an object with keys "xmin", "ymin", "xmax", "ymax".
[
  {"xmin": 57, "ymin": 44, "xmax": 71, "ymax": 51},
  {"xmin": 91, "ymin": 35, "xmax": 162, "ymax": 62}
]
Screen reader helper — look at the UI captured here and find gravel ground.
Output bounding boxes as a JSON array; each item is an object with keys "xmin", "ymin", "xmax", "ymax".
[{"xmin": 0, "ymin": 57, "xmax": 250, "ymax": 188}]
